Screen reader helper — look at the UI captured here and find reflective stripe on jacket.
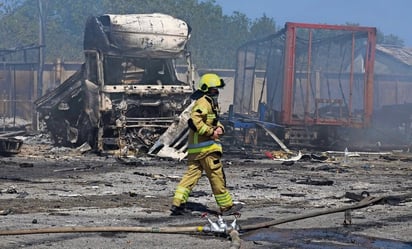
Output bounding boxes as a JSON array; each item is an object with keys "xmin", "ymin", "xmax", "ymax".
[{"xmin": 187, "ymin": 95, "xmax": 224, "ymax": 158}]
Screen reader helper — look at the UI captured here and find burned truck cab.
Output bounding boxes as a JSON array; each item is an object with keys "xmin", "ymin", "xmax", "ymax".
[{"xmin": 36, "ymin": 13, "xmax": 195, "ymax": 156}]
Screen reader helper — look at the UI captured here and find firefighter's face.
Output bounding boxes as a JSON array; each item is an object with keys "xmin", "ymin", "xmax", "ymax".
[
  {"xmin": 208, "ymin": 88, "xmax": 219, "ymax": 96},
  {"xmin": 208, "ymin": 88, "xmax": 219, "ymax": 106}
]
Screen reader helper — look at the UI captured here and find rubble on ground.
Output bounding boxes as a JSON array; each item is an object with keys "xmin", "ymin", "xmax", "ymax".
[{"xmin": 0, "ymin": 135, "xmax": 411, "ymax": 248}]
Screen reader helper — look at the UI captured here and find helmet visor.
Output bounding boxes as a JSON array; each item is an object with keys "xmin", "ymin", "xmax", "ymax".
[{"xmin": 208, "ymin": 88, "xmax": 219, "ymax": 95}]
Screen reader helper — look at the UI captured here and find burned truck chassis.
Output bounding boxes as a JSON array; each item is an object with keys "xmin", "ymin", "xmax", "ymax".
[
  {"xmin": 36, "ymin": 14, "xmax": 194, "ymax": 156},
  {"xmin": 98, "ymin": 87, "xmax": 192, "ymax": 154}
]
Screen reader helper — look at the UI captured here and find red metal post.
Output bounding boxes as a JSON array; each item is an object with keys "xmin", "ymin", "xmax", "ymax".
[
  {"xmin": 348, "ymin": 32, "xmax": 355, "ymax": 123},
  {"xmin": 304, "ymin": 30, "xmax": 313, "ymax": 123},
  {"xmin": 364, "ymin": 28, "xmax": 377, "ymax": 127},
  {"xmin": 282, "ymin": 23, "xmax": 296, "ymax": 124}
]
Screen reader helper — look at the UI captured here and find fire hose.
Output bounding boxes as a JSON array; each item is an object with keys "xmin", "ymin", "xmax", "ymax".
[
  {"xmin": 0, "ymin": 195, "xmax": 390, "ymax": 249},
  {"xmin": 240, "ymin": 195, "xmax": 384, "ymax": 231},
  {"xmin": 0, "ymin": 214, "xmax": 242, "ymax": 249}
]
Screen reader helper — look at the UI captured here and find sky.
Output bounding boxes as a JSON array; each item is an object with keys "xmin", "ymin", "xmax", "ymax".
[{"xmin": 213, "ymin": 0, "xmax": 412, "ymax": 47}]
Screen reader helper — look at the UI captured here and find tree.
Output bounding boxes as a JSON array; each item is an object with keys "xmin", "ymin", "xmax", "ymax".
[
  {"xmin": 0, "ymin": 1, "xmax": 406, "ymax": 69},
  {"xmin": 377, "ymin": 31, "xmax": 404, "ymax": 47},
  {"xmin": 346, "ymin": 23, "xmax": 404, "ymax": 47},
  {"xmin": 249, "ymin": 14, "xmax": 276, "ymax": 39},
  {"xmin": 0, "ymin": 1, "xmax": 38, "ymax": 49},
  {"xmin": 0, "ymin": 0, "xmax": 24, "ymax": 16}
]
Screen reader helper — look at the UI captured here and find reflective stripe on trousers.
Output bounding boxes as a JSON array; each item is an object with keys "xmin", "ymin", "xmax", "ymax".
[
  {"xmin": 172, "ymin": 185, "xmax": 191, "ymax": 205},
  {"xmin": 187, "ymin": 140, "xmax": 222, "ymax": 154},
  {"xmin": 172, "ymin": 153, "xmax": 233, "ymax": 208}
]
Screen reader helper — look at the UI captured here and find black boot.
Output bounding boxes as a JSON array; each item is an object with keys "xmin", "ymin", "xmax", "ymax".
[
  {"xmin": 220, "ymin": 203, "xmax": 243, "ymax": 216},
  {"xmin": 170, "ymin": 204, "xmax": 187, "ymax": 216}
]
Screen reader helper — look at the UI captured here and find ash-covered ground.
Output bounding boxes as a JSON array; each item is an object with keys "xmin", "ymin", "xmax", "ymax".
[{"xmin": 0, "ymin": 134, "xmax": 411, "ymax": 249}]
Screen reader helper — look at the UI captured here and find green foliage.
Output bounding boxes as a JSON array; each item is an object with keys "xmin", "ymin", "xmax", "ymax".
[
  {"xmin": 377, "ymin": 30, "xmax": 404, "ymax": 46},
  {"xmin": 40, "ymin": 0, "xmax": 102, "ymax": 61},
  {"xmin": 0, "ymin": 0, "xmax": 24, "ymax": 16},
  {"xmin": 0, "ymin": 0, "xmax": 405, "ymax": 69},
  {"xmin": 0, "ymin": 1, "xmax": 37, "ymax": 48},
  {"xmin": 250, "ymin": 14, "xmax": 277, "ymax": 39}
]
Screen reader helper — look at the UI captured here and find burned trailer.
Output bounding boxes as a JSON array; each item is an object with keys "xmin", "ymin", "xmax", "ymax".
[
  {"xmin": 35, "ymin": 13, "xmax": 195, "ymax": 156},
  {"xmin": 229, "ymin": 22, "xmax": 377, "ymax": 150}
]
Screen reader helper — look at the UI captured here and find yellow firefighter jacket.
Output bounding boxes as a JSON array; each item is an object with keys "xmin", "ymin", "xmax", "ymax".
[{"xmin": 187, "ymin": 94, "xmax": 224, "ymax": 159}]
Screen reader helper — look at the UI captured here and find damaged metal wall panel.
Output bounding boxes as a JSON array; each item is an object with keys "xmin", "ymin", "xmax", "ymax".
[
  {"xmin": 234, "ymin": 46, "xmax": 257, "ymax": 115},
  {"xmin": 0, "ymin": 46, "xmax": 41, "ymax": 128},
  {"xmin": 0, "ymin": 65, "xmax": 36, "ymax": 126},
  {"xmin": 232, "ymin": 22, "xmax": 379, "ymax": 149},
  {"xmin": 234, "ymin": 22, "xmax": 377, "ymax": 128},
  {"xmin": 281, "ymin": 22, "xmax": 376, "ymax": 128},
  {"xmin": 374, "ymin": 75, "xmax": 412, "ymax": 108},
  {"xmin": 231, "ymin": 21, "xmax": 412, "ymax": 148}
]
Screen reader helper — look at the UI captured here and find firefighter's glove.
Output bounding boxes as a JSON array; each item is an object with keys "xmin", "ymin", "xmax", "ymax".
[{"xmin": 211, "ymin": 127, "xmax": 223, "ymax": 140}]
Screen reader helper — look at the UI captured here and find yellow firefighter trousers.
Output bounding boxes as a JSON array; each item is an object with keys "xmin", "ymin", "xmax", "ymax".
[{"xmin": 172, "ymin": 152, "xmax": 233, "ymax": 209}]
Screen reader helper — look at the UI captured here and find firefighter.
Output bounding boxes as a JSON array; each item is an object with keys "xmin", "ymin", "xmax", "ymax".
[{"xmin": 170, "ymin": 73, "xmax": 243, "ymax": 216}]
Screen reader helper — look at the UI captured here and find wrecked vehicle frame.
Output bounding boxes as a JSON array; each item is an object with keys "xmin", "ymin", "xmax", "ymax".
[{"xmin": 35, "ymin": 13, "xmax": 195, "ymax": 156}]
